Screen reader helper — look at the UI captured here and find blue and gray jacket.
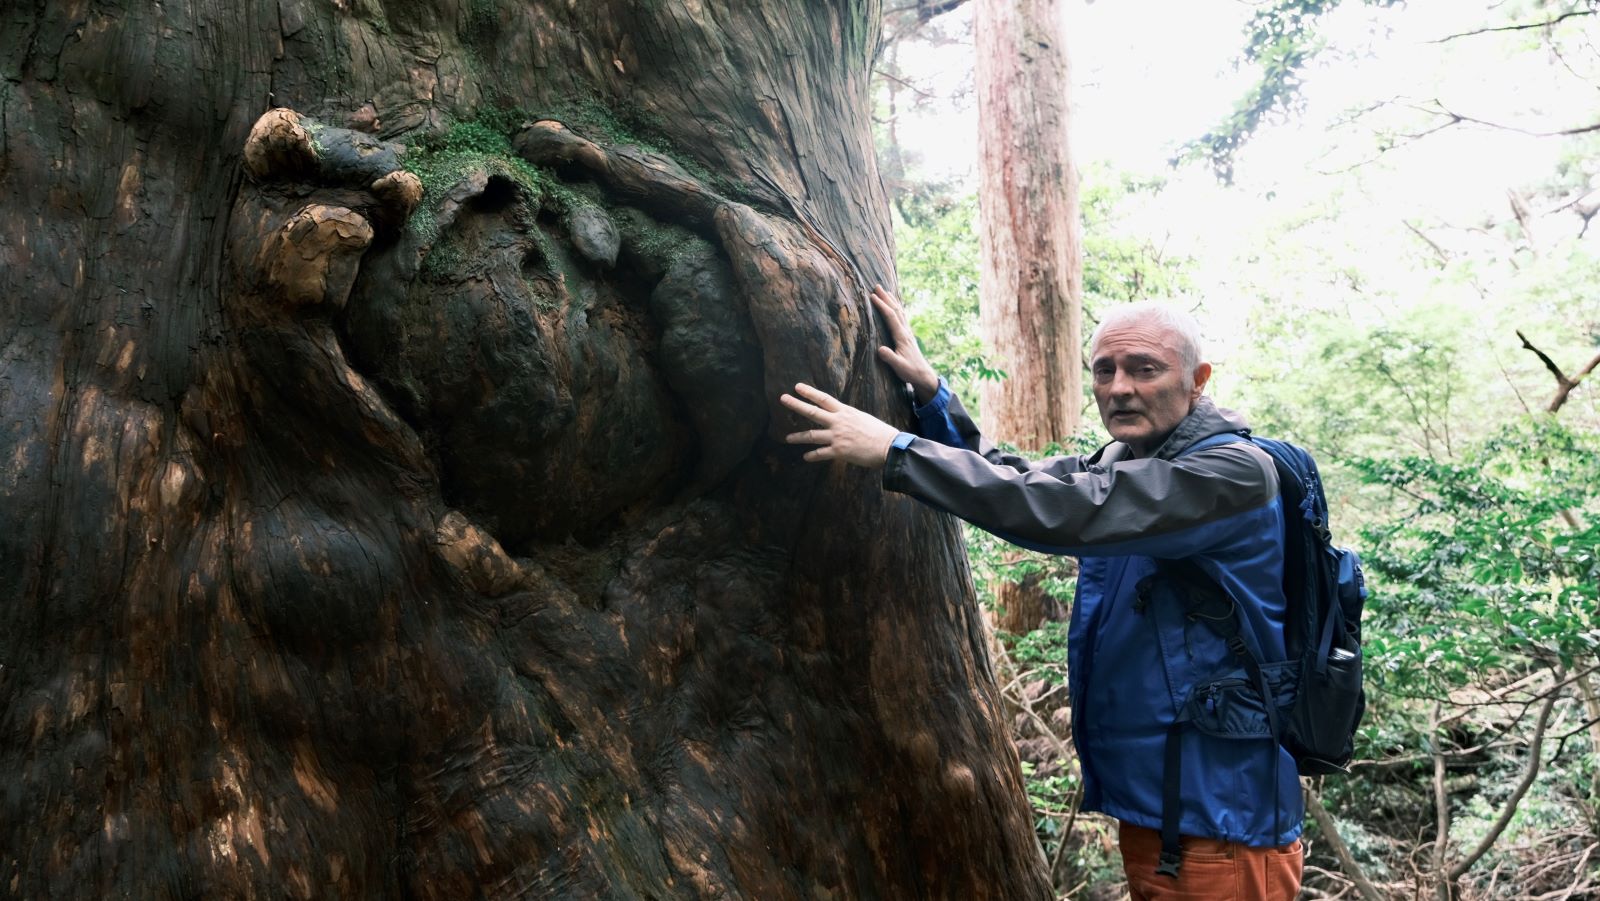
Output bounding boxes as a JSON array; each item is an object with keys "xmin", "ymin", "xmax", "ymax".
[{"xmin": 881, "ymin": 382, "xmax": 1303, "ymax": 847}]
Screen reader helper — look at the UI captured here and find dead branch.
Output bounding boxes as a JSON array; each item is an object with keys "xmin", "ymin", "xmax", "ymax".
[
  {"xmin": 1517, "ymin": 330, "xmax": 1600, "ymax": 414},
  {"xmin": 1301, "ymin": 865, "xmax": 1358, "ymax": 900},
  {"xmin": 1403, "ymin": 220, "xmax": 1451, "ymax": 266},
  {"xmin": 1305, "ymin": 787, "xmax": 1388, "ymax": 901},
  {"xmin": 1405, "ymin": 100, "xmax": 1600, "ymax": 139},
  {"xmin": 992, "ymin": 640, "xmax": 1081, "ymax": 882},
  {"xmin": 884, "ymin": 0, "xmax": 970, "ymax": 23},
  {"xmin": 873, "ymin": 68, "xmax": 936, "ymax": 101},
  {"xmin": 1448, "ymin": 682, "xmax": 1563, "ymax": 879},
  {"xmin": 1432, "ymin": 704, "xmax": 1454, "ymax": 901},
  {"xmin": 1522, "ymin": 841, "xmax": 1597, "ymax": 900},
  {"xmin": 1429, "ymin": 8, "xmax": 1597, "ymax": 43}
]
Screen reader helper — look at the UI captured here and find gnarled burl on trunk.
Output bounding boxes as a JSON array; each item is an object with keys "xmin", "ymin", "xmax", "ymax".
[{"xmin": 0, "ymin": 2, "xmax": 1050, "ymax": 898}]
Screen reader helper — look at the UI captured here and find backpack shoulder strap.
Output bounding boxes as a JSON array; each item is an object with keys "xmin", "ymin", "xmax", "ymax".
[{"xmin": 1177, "ymin": 430, "xmax": 1250, "ymax": 456}]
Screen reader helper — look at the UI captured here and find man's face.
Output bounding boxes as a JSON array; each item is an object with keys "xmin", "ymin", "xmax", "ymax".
[{"xmin": 1090, "ymin": 319, "xmax": 1211, "ymax": 457}]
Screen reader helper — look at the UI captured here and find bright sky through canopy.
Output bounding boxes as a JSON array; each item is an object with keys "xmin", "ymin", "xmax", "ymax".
[{"xmin": 888, "ymin": 0, "xmax": 1599, "ymax": 362}]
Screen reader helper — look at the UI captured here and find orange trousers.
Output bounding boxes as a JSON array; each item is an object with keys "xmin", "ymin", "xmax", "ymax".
[{"xmin": 1118, "ymin": 822, "xmax": 1303, "ymax": 900}]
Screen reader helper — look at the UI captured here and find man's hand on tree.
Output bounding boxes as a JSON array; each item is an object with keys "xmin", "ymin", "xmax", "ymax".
[
  {"xmin": 870, "ymin": 285, "xmax": 940, "ymax": 405},
  {"xmin": 781, "ymin": 383, "xmax": 899, "ymax": 469}
]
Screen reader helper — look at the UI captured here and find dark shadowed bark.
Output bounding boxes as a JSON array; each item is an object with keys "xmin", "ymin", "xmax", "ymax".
[{"xmin": 0, "ymin": 1, "xmax": 1050, "ymax": 897}]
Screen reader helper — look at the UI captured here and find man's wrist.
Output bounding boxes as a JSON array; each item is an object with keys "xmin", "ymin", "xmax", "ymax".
[{"xmin": 910, "ymin": 371, "xmax": 939, "ymax": 405}]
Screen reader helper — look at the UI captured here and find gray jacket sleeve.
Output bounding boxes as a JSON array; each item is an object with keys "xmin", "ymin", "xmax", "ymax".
[
  {"xmin": 915, "ymin": 384, "xmax": 1094, "ymax": 480},
  {"xmin": 881, "ymin": 436, "xmax": 1279, "ymax": 558}
]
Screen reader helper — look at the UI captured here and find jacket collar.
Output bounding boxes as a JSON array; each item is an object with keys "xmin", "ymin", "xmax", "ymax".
[
  {"xmin": 1151, "ymin": 396, "xmax": 1251, "ymax": 461},
  {"xmin": 1092, "ymin": 397, "xmax": 1251, "ymax": 465}
]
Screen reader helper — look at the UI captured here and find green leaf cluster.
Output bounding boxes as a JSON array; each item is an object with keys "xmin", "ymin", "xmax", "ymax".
[{"xmin": 1353, "ymin": 418, "xmax": 1600, "ymax": 697}]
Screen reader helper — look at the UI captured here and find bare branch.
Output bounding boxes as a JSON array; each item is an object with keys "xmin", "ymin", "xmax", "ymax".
[
  {"xmin": 1429, "ymin": 8, "xmax": 1597, "ymax": 43},
  {"xmin": 1305, "ymin": 787, "xmax": 1388, "ymax": 901},
  {"xmin": 991, "ymin": 640, "xmax": 1081, "ymax": 882},
  {"xmin": 1448, "ymin": 683, "xmax": 1563, "ymax": 879},
  {"xmin": 1416, "ymin": 100, "xmax": 1600, "ymax": 138},
  {"xmin": 1432, "ymin": 704, "xmax": 1454, "ymax": 901},
  {"xmin": 1550, "ymin": 711, "xmax": 1600, "ymax": 760},
  {"xmin": 873, "ymin": 68, "xmax": 935, "ymax": 100},
  {"xmin": 1402, "ymin": 220, "xmax": 1451, "ymax": 266},
  {"xmin": 885, "ymin": 0, "xmax": 970, "ymax": 23},
  {"xmin": 1518, "ymin": 329, "xmax": 1600, "ymax": 413}
]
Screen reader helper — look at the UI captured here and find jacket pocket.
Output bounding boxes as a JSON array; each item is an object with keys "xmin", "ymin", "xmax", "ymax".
[{"xmin": 1184, "ymin": 663, "xmax": 1297, "ymax": 740}]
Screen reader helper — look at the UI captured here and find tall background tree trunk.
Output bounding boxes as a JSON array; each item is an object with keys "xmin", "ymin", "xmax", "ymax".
[
  {"xmin": 975, "ymin": 0, "xmax": 1082, "ymax": 635},
  {"xmin": 0, "ymin": 2, "xmax": 1050, "ymax": 897}
]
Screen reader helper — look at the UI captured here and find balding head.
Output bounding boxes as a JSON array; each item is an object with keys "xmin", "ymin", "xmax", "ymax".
[
  {"xmin": 1089, "ymin": 302, "xmax": 1204, "ymax": 374},
  {"xmin": 1089, "ymin": 303, "xmax": 1212, "ymax": 457}
]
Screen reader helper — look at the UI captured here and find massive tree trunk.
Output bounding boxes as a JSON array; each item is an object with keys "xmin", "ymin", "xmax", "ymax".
[
  {"xmin": 0, "ymin": 2, "xmax": 1050, "ymax": 898},
  {"xmin": 975, "ymin": 0, "xmax": 1082, "ymax": 636}
]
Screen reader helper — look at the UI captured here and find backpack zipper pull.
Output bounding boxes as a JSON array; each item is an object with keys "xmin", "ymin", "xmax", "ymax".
[{"xmin": 1133, "ymin": 576, "xmax": 1154, "ymax": 614}]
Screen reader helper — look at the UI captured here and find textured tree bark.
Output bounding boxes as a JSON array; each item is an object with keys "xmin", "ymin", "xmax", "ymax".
[
  {"xmin": 0, "ymin": 2, "xmax": 1050, "ymax": 898},
  {"xmin": 975, "ymin": 0, "xmax": 1082, "ymax": 636}
]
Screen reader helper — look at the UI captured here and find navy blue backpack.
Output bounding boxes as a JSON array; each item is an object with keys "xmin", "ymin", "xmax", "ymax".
[
  {"xmin": 1254, "ymin": 436, "xmax": 1368, "ymax": 774},
  {"xmin": 1152, "ymin": 434, "xmax": 1368, "ymax": 876}
]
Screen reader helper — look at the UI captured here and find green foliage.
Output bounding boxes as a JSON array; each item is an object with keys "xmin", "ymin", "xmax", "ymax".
[
  {"xmin": 1007, "ymin": 621, "xmax": 1071, "ymax": 685},
  {"xmin": 1080, "ymin": 166, "xmax": 1195, "ymax": 314},
  {"xmin": 1354, "ymin": 418, "xmax": 1600, "ymax": 697},
  {"xmin": 1239, "ymin": 308, "xmax": 1469, "ymax": 461},
  {"xmin": 893, "ymin": 195, "xmax": 1000, "ymax": 404}
]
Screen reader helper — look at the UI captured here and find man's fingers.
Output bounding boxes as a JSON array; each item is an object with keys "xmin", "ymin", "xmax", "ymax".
[
  {"xmin": 802, "ymin": 446, "xmax": 834, "ymax": 463},
  {"xmin": 871, "ymin": 293, "xmax": 915, "ymax": 344},
  {"xmin": 878, "ymin": 345, "xmax": 914, "ymax": 376},
  {"xmin": 793, "ymin": 382, "xmax": 842, "ymax": 412},
  {"xmin": 785, "ymin": 428, "xmax": 828, "ymax": 446},
  {"xmin": 779, "ymin": 392, "xmax": 830, "ymax": 423},
  {"xmin": 870, "ymin": 289, "xmax": 907, "ymax": 327}
]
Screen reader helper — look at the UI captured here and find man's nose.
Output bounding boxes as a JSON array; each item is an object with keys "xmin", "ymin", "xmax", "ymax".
[{"xmin": 1107, "ymin": 368, "xmax": 1134, "ymax": 397}]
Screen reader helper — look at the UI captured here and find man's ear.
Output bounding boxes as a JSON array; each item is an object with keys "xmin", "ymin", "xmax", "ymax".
[{"xmin": 1190, "ymin": 362, "xmax": 1213, "ymax": 400}]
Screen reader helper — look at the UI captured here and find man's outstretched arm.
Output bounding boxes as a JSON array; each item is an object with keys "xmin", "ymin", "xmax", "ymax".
[
  {"xmin": 870, "ymin": 286, "xmax": 1093, "ymax": 478},
  {"xmin": 782, "ymin": 382, "xmax": 1277, "ymax": 558}
]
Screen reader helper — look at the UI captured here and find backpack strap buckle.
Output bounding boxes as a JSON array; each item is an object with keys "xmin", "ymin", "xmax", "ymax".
[{"xmin": 1156, "ymin": 851, "xmax": 1182, "ymax": 878}]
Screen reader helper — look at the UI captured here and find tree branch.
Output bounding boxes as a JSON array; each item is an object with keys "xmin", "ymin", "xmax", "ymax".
[
  {"xmin": 873, "ymin": 68, "xmax": 935, "ymax": 100},
  {"xmin": 1402, "ymin": 220, "xmax": 1451, "ymax": 266},
  {"xmin": 1414, "ymin": 101, "xmax": 1600, "ymax": 138},
  {"xmin": 1432, "ymin": 703, "xmax": 1454, "ymax": 901},
  {"xmin": 1448, "ymin": 683, "xmax": 1563, "ymax": 879},
  {"xmin": 1518, "ymin": 329, "xmax": 1600, "ymax": 413},
  {"xmin": 1429, "ymin": 8, "xmax": 1597, "ymax": 43},
  {"xmin": 1305, "ymin": 787, "xmax": 1387, "ymax": 901},
  {"xmin": 885, "ymin": 0, "xmax": 970, "ymax": 23},
  {"xmin": 992, "ymin": 640, "xmax": 1081, "ymax": 881}
]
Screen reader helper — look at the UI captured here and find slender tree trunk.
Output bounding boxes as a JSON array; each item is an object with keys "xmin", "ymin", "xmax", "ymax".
[
  {"xmin": 975, "ymin": 0, "xmax": 1082, "ymax": 635},
  {"xmin": 974, "ymin": 0, "xmax": 1082, "ymax": 451},
  {"xmin": 0, "ymin": 2, "xmax": 1050, "ymax": 897}
]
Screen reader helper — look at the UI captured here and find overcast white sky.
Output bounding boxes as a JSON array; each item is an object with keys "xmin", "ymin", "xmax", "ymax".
[{"xmin": 894, "ymin": 0, "xmax": 1586, "ymax": 207}]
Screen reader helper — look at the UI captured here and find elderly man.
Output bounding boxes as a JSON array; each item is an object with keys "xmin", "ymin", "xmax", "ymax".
[{"xmin": 782, "ymin": 288, "xmax": 1303, "ymax": 900}]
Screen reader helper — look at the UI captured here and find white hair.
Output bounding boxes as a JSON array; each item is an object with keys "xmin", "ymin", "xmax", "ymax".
[{"xmin": 1089, "ymin": 302, "xmax": 1205, "ymax": 372}]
